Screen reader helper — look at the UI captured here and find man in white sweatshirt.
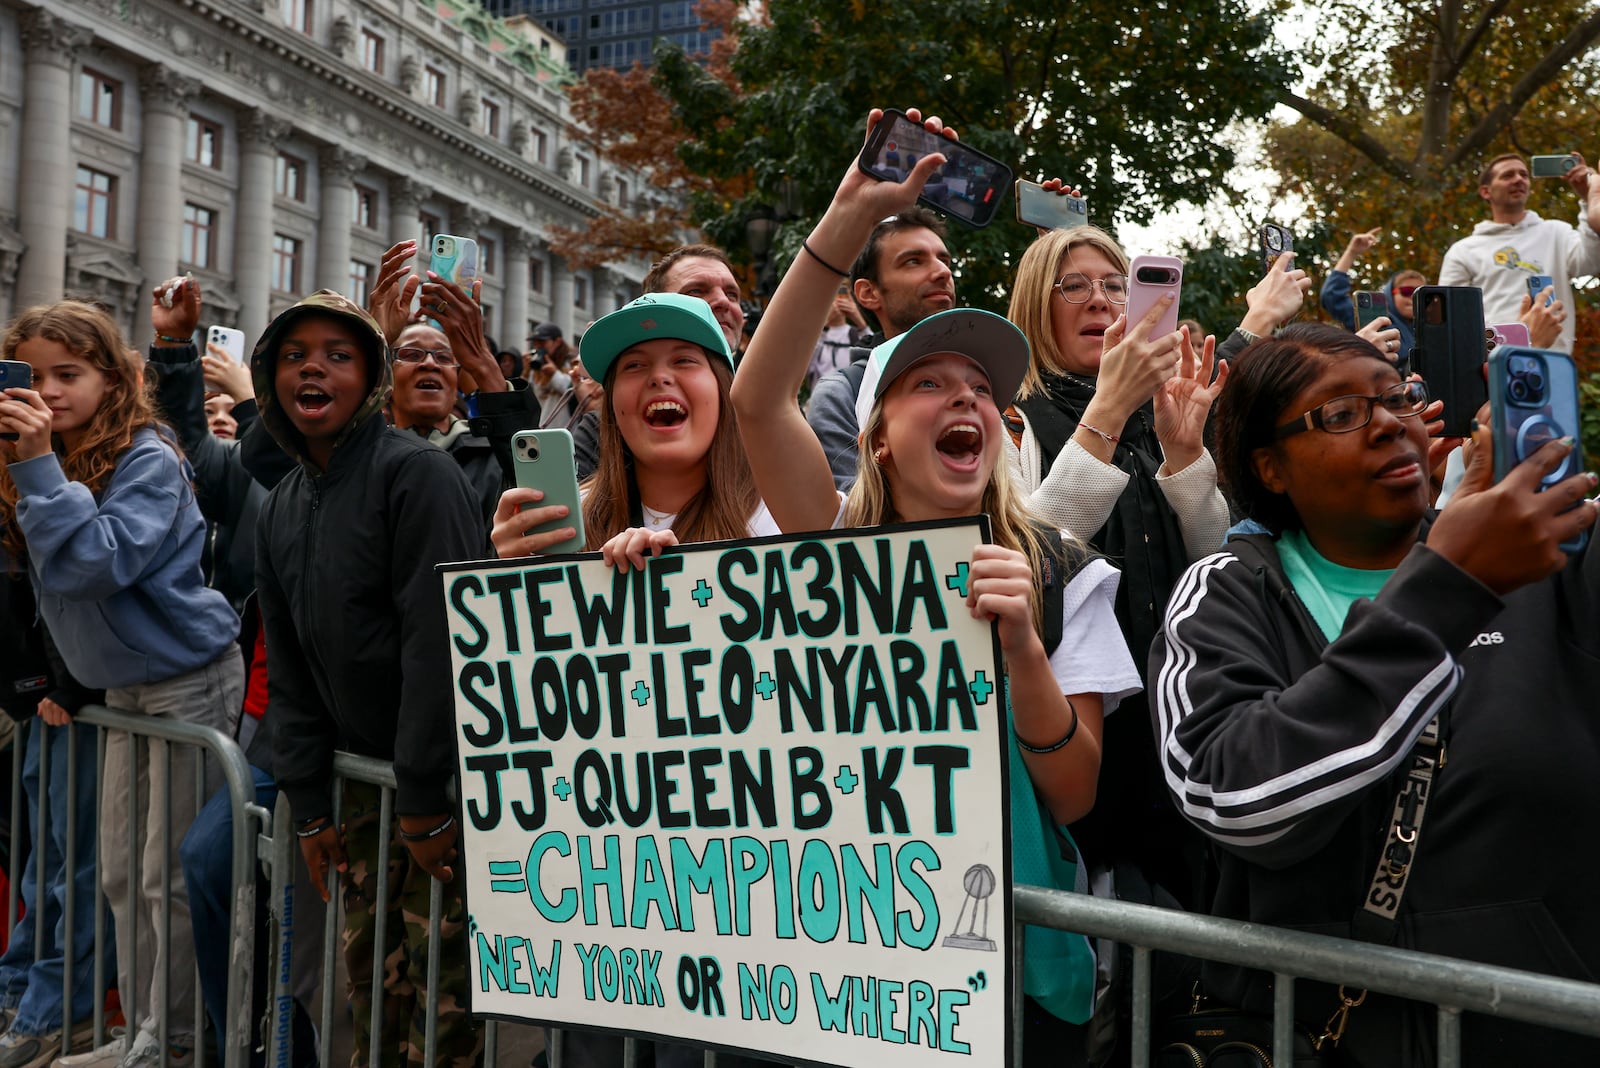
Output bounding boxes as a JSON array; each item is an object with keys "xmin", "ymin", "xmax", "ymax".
[{"xmin": 1438, "ymin": 151, "xmax": 1600, "ymax": 353}]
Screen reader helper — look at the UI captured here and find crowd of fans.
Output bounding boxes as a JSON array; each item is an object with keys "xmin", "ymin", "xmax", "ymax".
[{"xmin": 0, "ymin": 106, "xmax": 1598, "ymax": 1068}]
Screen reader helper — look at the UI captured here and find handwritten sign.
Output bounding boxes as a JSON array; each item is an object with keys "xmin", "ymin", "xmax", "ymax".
[{"xmin": 440, "ymin": 519, "xmax": 1012, "ymax": 1067}]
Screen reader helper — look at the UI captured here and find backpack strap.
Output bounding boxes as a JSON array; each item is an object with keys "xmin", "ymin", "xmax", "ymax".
[{"xmin": 1028, "ymin": 520, "xmax": 1092, "ymax": 658}]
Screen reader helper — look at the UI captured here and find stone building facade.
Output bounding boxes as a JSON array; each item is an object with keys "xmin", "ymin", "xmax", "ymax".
[{"xmin": 1, "ymin": 0, "xmax": 646, "ymax": 351}]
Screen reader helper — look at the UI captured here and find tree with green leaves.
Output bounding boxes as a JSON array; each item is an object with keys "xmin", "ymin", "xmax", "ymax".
[{"xmin": 650, "ymin": 0, "xmax": 1288, "ymax": 310}]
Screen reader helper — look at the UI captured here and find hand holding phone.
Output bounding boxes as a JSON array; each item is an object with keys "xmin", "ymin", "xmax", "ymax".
[
  {"xmin": 1530, "ymin": 154, "xmax": 1579, "ymax": 178},
  {"xmin": 1015, "ymin": 179, "xmax": 1088, "ymax": 231},
  {"xmin": 428, "ymin": 235, "xmax": 479, "ymax": 291},
  {"xmin": 1125, "ymin": 256, "xmax": 1184, "ymax": 339},
  {"xmin": 1526, "ymin": 274, "xmax": 1556, "ymax": 307},
  {"xmin": 511, "ymin": 430, "xmax": 586, "ymax": 556},
  {"xmin": 1487, "ymin": 346, "xmax": 1589, "ymax": 551},
  {"xmin": 207, "ymin": 325, "xmax": 247, "ymax": 364},
  {"xmin": 0, "ymin": 361, "xmax": 34, "ymax": 442},
  {"xmin": 858, "ymin": 108, "xmax": 1014, "ymax": 228},
  {"xmin": 1354, "ymin": 290, "xmax": 1389, "ymax": 330}
]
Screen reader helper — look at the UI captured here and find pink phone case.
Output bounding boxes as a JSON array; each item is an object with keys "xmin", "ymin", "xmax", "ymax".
[
  {"xmin": 1124, "ymin": 255, "xmax": 1183, "ymax": 338},
  {"xmin": 1490, "ymin": 322, "xmax": 1531, "ymax": 347}
]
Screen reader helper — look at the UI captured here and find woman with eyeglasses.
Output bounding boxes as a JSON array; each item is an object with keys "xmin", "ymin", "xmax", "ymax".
[
  {"xmin": 1153, "ymin": 322, "xmax": 1600, "ymax": 1064},
  {"xmin": 1003, "ymin": 225, "xmax": 1229, "ymax": 921}
]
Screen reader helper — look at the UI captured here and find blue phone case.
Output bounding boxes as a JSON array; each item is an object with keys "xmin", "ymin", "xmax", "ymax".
[
  {"xmin": 1526, "ymin": 274, "xmax": 1555, "ymax": 307},
  {"xmin": 1488, "ymin": 346, "xmax": 1587, "ymax": 551}
]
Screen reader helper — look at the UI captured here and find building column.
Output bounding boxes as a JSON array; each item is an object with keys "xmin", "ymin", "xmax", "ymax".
[
  {"xmin": 316, "ymin": 146, "xmax": 365, "ymax": 293},
  {"xmin": 236, "ymin": 108, "xmax": 291, "ymax": 346},
  {"xmin": 133, "ymin": 64, "xmax": 200, "ymax": 345},
  {"xmin": 504, "ymin": 229, "xmax": 533, "ymax": 349},
  {"xmin": 551, "ymin": 257, "xmax": 574, "ymax": 341},
  {"xmin": 389, "ymin": 177, "xmax": 429, "ymax": 246},
  {"xmin": 15, "ymin": 10, "xmax": 93, "ymax": 308}
]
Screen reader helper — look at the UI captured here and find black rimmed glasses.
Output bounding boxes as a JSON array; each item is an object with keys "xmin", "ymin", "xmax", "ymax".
[
  {"xmin": 393, "ymin": 347, "xmax": 458, "ymax": 367},
  {"xmin": 1275, "ymin": 380, "xmax": 1429, "ymax": 439},
  {"xmin": 1054, "ymin": 273, "xmax": 1129, "ymax": 305}
]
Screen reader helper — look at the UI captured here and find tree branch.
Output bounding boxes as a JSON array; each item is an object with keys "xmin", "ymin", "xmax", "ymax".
[
  {"xmin": 1453, "ymin": 0, "xmax": 1514, "ymax": 70},
  {"xmin": 1445, "ymin": 7, "xmax": 1600, "ymax": 169},
  {"xmin": 1276, "ymin": 88, "xmax": 1416, "ymax": 181}
]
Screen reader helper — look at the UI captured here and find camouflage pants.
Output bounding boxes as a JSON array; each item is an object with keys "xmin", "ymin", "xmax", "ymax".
[{"xmin": 340, "ymin": 781, "xmax": 483, "ymax": 1068}]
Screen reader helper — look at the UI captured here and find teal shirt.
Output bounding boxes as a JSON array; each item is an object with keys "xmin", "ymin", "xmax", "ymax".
[{"xmin": 1275, "ymin": 529, "xmax": 1395, "ymax": 642}]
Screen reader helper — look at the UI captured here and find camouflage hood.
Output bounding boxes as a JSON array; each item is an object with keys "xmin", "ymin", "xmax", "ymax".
[{"xmin": 251, "ymin": 290, "xmax": 392, "ymax": 469}]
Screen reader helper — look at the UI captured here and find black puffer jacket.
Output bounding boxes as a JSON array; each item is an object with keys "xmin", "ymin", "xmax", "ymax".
[{"xmin": 252, "ymin": 291, "xmax": 489, "ymax": 821}]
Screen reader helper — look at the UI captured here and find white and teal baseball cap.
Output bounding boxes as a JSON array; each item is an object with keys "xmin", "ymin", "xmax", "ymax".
[
  {"xmin": 580, "ymin": 292, "xmax": 733, "ymax": 383},
  {"xmin": 853, "ymin": 308, "xmax": 1031, "ymax": 431}
]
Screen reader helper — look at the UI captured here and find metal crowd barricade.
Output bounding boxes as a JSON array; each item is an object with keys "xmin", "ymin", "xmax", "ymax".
[
  {"xmin": 2, "ymin": 706, "xmax": 262, "ymax": 1068},
  {"xmin": 259, "ymin": 751, "xmax": 1600, "ymax": 1068}
]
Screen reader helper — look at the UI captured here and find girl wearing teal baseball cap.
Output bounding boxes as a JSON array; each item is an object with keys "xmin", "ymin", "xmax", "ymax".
[
  {"xmin": 732, "ymin": 109, "xmax": 1142, "ymax": 1059},
  {"xmin": 491, "ymin": 291, "xmax": 779, "ymax": 566}
]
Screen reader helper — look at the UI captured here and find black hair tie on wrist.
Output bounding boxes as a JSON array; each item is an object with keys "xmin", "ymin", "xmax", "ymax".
[
  {"xmin": 1015, "ymin": 700, "xmax": 1079, "ymax": 754},
  {"xmin": 802, "ymin": 239, "xmax": 850, "ymax": 278}
]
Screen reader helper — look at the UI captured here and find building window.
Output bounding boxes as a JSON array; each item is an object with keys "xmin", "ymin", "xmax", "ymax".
[
  {"xmin": 479, "ymin": 236, "xmax": 496, "ymax": 275},
  {"xmin": 616, "ymin": 177, "xmax": 628, "ymax": 207},
  {"xmin": 353, "ymin": 184, "xmax": 378, "ymax": 230},
  {"xmin": 573, "ymin": 275, "xmax": 588, "ymax": 309},
  {"xmin": 185, "ymin": 116, "xmax": 221, "ymax": 169},
  {"xmin": 281, "ymin": 0, "xmax": 312, "ymax": 33},
  {"xmin": 529, "ymin": 258, "xmax": 544, "ymax": 294},
  {"xmin": 275, "ymin": 154, "xmax": 305, "ymax": 201},
  {"xmin": 480, "ymin": 302, "xmax": 495, "ymax": 335},
  {"xmin": 181, "ymin": 203, "xmax": 216, "ymax": 268},
  {"xmin": 577, "ymin": 156, "xmax": 592, "ymax": 188},
  {"xmin": 272, "ymin": 234, "xmax": 301, "ymax": 294},
  {"xmin": 78, "ymin": 69, "xmax": 122, "ymax": 130},
  {"xmin": 360, "ymin": 29, "xmax": 384, "ymax": 74},
  {"xmin": 349, "ymin": 260, "xmax": 373, "ymax": 305},
  {"xmin": 480, "ymin": 99, "xmax": 500, "ymax": 138},
  {"xmin": 419, "ymin": 212, "xmax": 441, "ymax": 244},
  {"xmin": 532, "ymin": 128, "xmax": 548, "ymax": 165},
  {"xmin": 424, "ymin": 66, "xmax": 446, "ymax": 107},
  {"xmin": 73, "ymin": 166, "xmax": 116, "ymax": 238}
]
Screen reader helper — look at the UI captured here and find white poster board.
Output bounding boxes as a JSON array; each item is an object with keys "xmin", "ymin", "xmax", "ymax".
[{"xmin": 440, "ymin": 519, "xmax": 1013, "ymax": 1067}]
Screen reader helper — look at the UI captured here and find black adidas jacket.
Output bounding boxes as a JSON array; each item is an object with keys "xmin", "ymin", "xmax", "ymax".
[{"xmin": 1150, "ymin": 521, "xmax": 1600, "ymax": 1065}]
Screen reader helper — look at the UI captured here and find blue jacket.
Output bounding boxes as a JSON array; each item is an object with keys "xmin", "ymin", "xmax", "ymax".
[
  {"xmin": 1319, "ymin": 268, "xmax": 1415, "ymax": 367},
  {"xmin": 10, "ymin": 427, "xmax": 240, "ymax": 689}
]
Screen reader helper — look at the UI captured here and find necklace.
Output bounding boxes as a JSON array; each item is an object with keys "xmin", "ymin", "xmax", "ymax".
[
  {"xmin": 641, "ymin": 505, "xmax": 673, "ymax": 530},
  {"xmin": 1059, "ymin": 371, "xmax": 1098, "ymax": 392}
]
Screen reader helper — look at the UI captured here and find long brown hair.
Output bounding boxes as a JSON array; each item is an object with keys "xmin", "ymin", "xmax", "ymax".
[
  {"xmin": 581, "ymin": 353, "xmax": 759, "ymax": 548},
  {"xmin": 0, "ymin": 302, "xmax": 168, "ymax": 562}
]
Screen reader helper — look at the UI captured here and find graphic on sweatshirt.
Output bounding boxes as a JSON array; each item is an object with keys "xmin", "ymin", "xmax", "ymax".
[{"xmin": 1492, "ymin": 245, "xmax": 1543, "ymax": 273}]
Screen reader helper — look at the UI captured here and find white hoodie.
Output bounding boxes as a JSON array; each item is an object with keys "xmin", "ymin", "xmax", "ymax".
[{"xmin": 1437, "ymin": 209, "xmax": 1600, "ymax": 353}]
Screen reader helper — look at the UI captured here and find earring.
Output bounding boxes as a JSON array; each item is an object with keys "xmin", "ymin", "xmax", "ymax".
[{"xmin": 873, "ymin": 447, "xmax": 888, "ymax": 464}]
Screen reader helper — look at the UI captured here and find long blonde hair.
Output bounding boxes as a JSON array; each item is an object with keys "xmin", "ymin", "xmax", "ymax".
[
  {"xmin": 1009, "ymin": 226, "xmax": 1130, "ymax": 399},
  {"xmin": 581, "ymin": 354, "xmax": 759, "ymax": 548},
  {"xmin": 0, "ymin": 302, "xmax": 168, "ymax": 563},
  {"xmin": 843, "ymin": 400, "xmax": 1059, "ymax": 634}
]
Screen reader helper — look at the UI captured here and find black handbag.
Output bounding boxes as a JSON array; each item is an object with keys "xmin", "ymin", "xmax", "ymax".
[{"xmin": 1155, "ymin": 1001, "xmax": 1328, "ymax": 1067}]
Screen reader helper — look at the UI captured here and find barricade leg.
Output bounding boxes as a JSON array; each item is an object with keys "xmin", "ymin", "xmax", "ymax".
[
  {"xmin": 342, "ymin": 781, "xmax": 411, "ymax": 1068},
  {"xmin": 400, "ymin": 850, "xmax": 479, "ymax": 1068}
]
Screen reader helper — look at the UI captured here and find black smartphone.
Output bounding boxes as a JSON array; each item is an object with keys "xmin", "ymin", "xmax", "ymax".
[
  {"xmin": 1258, "ymin": 222, "xmax": 1294, "ymax": 273},
  {"xmin": 1410, "ymin": 286, "xmax": 1487, "ymax": 439},
  {"xmin": 858, "ymin": 109, "xmax": 1014, "ymax": 229},
  {"xmin": 0, "ymin": 360, "xmax": 32, "ymax": 441},
  {"xmin": 1488, "ymin": 346, "xmax": 1587, "ymax": 551},
  {"xmin": 1354, "ymin": 290, "xmax": 1389, "ymax": 331}
]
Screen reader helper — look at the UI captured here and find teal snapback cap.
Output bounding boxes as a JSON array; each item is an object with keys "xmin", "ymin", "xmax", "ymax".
[{"xmin": 580, "ymin": 292, "xmax": 733, "ymax": 383}]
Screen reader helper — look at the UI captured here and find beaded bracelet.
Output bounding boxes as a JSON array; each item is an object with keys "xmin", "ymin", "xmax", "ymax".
[
  {"xmin": 294, "ymin": 818, "xmax": 334, "ymax": 840},
  {"xmin": 154, "ymin": 333, "xmax": 192, "ymax": 345},
  {"xmin": 398, "ymin": 815, "xmax": 456, "ymax": 842},
  {"xmin": 1015, "ymin": 700, "xmax": 1079, "ymax": 754}
]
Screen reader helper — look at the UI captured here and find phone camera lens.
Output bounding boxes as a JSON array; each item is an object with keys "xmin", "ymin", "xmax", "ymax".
[{"xmin": 1509, "ymin": 376, "xmax": 1530, "ymax": 404}]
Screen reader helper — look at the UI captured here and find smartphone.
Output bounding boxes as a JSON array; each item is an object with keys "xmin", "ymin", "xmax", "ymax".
[
  {"xmin": 1258, "ymin": 222, "xmax": 1294, "ymax": 273},
  {"xmin": 1410, "ymin": 286, "xmax": 1487, "ymax": 439},
  {"xmin": 1015, "ymin": 179, "xmax": 1088, "ymax": 230},
  {"xmin": 511, "ymin": 429, "xmax": 586, "ymax": 556},
  {"xmin": 1488, "ymin": 346, "xmax": 1587, "ymax": 551},
  {"xmin": 857, "ymin": 109, "xmax": 1014, "ymax": 229},
  {"xmin": 429, "ymin": 234, "xmax": 480, "ymax": 289},
  {"xmin": 1490, "ymin": 322, "xmax": 1531, "ymax": 347},
  {"xmin": 207, "ymin": 325, "xmax": 247, "ymax": 364},
  {"xmin": 1526, "ymin": 274, "xmax": 1555, "ymax": 307},
  {"xmin": 1355, "ymin": 290, "xmax": 1389, "ymax": 331},
  {"xmin": 1124, "ymin": 256, "xmax": 1183, "ymax": 338},
  {"xmin": 0, "ymin": 361, "xmax": 32, "ymax": 441},
  {"xmin": 1530, "ymin": 154, "xmax": 1579, "ymax": 178}
]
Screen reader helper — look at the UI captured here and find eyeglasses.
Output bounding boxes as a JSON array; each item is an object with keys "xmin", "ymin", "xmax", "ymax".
[
  {"xmin": 1275, "ymin": 380, "xmax": 1428, "ymax": 439},
  {"xmin": 1054, "ymin": 273, "xmax": 1129, "ymax": 305},
  {"xmin": 393, "ymin": 347, "xmax": 458, "ymax": 367},
  {"xmin": 1395, "ymin": 285, "xmax": 1419, "ymax": 297}
]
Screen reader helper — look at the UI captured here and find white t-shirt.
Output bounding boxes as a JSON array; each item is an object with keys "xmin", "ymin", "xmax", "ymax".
[{"xmin": 637, "ymin": 499, "xmax": 781, "ymax": 539}]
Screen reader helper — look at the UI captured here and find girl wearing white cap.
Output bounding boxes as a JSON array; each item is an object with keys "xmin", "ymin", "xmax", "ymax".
[{"xmin": 731, "ymin": 108, "xmax": 1142, "ymax": 1062}]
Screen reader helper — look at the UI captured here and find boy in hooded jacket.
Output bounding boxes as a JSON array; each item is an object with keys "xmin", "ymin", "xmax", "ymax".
[{"xmin": 251, "ymin": 291, "xmax": 487, "ymax": 1068}]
